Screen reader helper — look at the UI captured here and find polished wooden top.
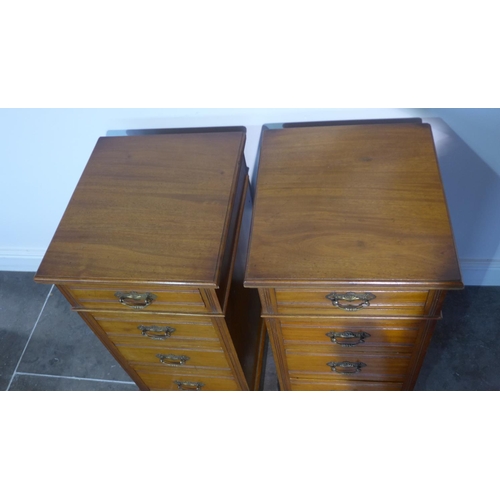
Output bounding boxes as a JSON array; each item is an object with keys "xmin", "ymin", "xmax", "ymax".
[
  {"xmin": 36, "ymin": 131, "xmax": 246, "ymax": 286},
  {"xmin": 245, "ymin": 122, "xmax": 462, "ymax": 289}
]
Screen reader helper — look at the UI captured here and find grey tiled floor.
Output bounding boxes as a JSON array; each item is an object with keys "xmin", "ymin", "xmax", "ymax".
[
  {"xmin": 1, "ymin": 271, "xmax": 499, "ymax": 390},
  {"xmin": 1, "ymin": 272, "xmax": 139, "ymax": 391}
]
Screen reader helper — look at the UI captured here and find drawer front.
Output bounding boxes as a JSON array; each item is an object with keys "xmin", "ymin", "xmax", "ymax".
[
  {"xmin": 286, "ymin": 348, "xmax": 411, "ymax": 382},
  {"xmin": 115, "ymin": 344, "xmax": 231, "ymax": 370},
  {"xmin": 91, "ymin": 312, "xmax": 220, "ymax": 345},
  {"xmin": 136, "ymin": 369, "xmax": 239, "ymax": 391},
  {"xmin": 289, "ymin": 378, "xmax": 403, "ymax": 391},
  {"xmin": 65, "ymin": 286, "xmax": 208, "ymax": 314},
  {"xmin": 274, "ymin": 289, "xmax": 430, "ymax": 317},
  {"xmin": 280, "ymin": 317, "xmax": 422, "ymax": 350}
]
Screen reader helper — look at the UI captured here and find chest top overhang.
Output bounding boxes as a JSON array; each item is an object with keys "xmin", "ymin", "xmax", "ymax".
[
  {"xmin": 35, "ymin": 131, "xmax": 246, "ymax": 287},
  {"xmin": 244, "ymin": 122, "xmax": 462, "ymax": 289}
]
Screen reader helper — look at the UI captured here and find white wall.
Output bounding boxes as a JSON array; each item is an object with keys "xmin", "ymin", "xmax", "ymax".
[
  {"xmin": 1, "ymin": 108, "xmax": 499, "ymax": 285},
  {"xmin": 417, "ymin": 109, "xmax": 500, "ymax": 285}
]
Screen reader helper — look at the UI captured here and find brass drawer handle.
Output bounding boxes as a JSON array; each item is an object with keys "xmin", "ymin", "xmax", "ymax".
[
  {"xmin": 326, "ymin": 330, "xmax": 371, "ymax": 347},
  {"xmin": 326, "ymin": 292, "xmax": 376, "ymax": 311},
  {"xmin": 138, "ymin": 325, "xmax": 175, "ymax": 340},
  {"xmin": 156, "ymin": 353, "xmax": 190, "ymax": 366},
  {"xmin": 174, "ymin": 380, "xmax": 204, "ymax": 391},
  {"xmin": 115, "ymin": 291, "xmax": 157, "ymax": 309},
  {"xmin": 327, "ymin": 361, "xmax": 367, "ymax": 374}
]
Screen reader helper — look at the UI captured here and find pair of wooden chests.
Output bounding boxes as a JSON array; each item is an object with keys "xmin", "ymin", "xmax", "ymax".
[{"xmin": 35, "ymin": 120, "xmax": 463, "ymax": 390}]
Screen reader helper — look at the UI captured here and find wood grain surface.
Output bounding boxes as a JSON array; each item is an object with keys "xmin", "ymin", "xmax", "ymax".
[
  {"xmin": 245, "ymin": 123, "xmax": 462, "ymax": 288},
  {"xmin": 35, "ymin": 132, "xmax": 245, "ymax": 287},
  {"xmin": 246, "ymin": 120, "xmax": 462, "ymax": 390},
  {"xmin": 35, "ymin": 129, "xmax": 264, "ymax": 390}
]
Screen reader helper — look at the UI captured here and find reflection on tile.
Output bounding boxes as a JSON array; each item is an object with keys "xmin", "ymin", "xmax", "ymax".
[
  {"xmin": 9, "ymin": 374, "xmax": 138, "ymax": 391},
  {"xmin": 415, "ymin": 286, "xmax": 500, "ymax": 390},
  {"xmin": 17, "ymin": 287, "xmax": 134, "ymax": 382},
  {"xmin": 0, "ymin": 272, "xmax": 51, "ymax": 390}
]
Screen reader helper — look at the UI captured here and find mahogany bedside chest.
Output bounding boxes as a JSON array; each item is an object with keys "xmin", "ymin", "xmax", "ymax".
[
  {"xmin": 244, "ymin": 119, "xmax": 463, "ymax": 391},
  {"xmin": 35, "ymin": 128, "xmax": 264, "ymax": 391}
]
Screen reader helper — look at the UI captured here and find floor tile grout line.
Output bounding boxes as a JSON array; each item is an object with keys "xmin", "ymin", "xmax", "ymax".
[
  {"xmin": 6, "ymin": 285, "xmax": 54, "ymax": 391},
  {"xmin": 14, "ymin": 372, "xmax": 136, "ymax": 385}
]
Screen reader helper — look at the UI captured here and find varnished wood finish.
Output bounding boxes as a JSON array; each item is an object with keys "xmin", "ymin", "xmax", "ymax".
[
  {"xmin": 289, "ymin": 379, "xmax": 403, "ymax": 391},
  {"xmin": 279, "ymin": 317, "xmax": 424, "ymax": 349},
  {"xmin": 274, "ymin": 288, "xmax": 430, "ymax": 317},
  {"xmin": 253, "ymin": 319, "xmax": 268, "ymax": 391},
  {"xmin": 77, "ymin": 309, "xmax": 150, "ymax": 390},
  {"xmin": 245, "ymin": 120, "xmax": 463, "ymax": 390},
  {"xmin": 223, "ymin": 183, "xmax": 265, "ymax": 389},
  {"xmin": 245, "ymin": 122, "xmax": 462, "ymax": 289},
  {"xmin": 286, "ymin": 347, "xmax": 412, "ymax": 381},
  {"xmin": 35, "ymin": 133, "xmax": 245, "ymax": 287},
  {"xmin": 403, "ymin": 315, "xmax": 441, "ymax": 390},
  {"xmin": 137, "ymin": 369, "xmax": 239, "ymax": 391},
  {"xmin": 264, "ymin": 318, "xmax": 291, "ymax": 390},
  {"xmin": 35, "ymin": 130, "xmax": 263, "ymax": 391},
  {"xmin": 115, "ymin": 344, "xmax": 231, "ymax": 370},
  {"xmin": 91, "ymin": 312, "xmax": 220, "ymax": 341},
  {"xmin": 215, "ymin": 157, "xmax": 249, "ymax": 312},
  {"xmin": 63, "ymin": 286, "xmax": 209, "ymax": 314}
]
